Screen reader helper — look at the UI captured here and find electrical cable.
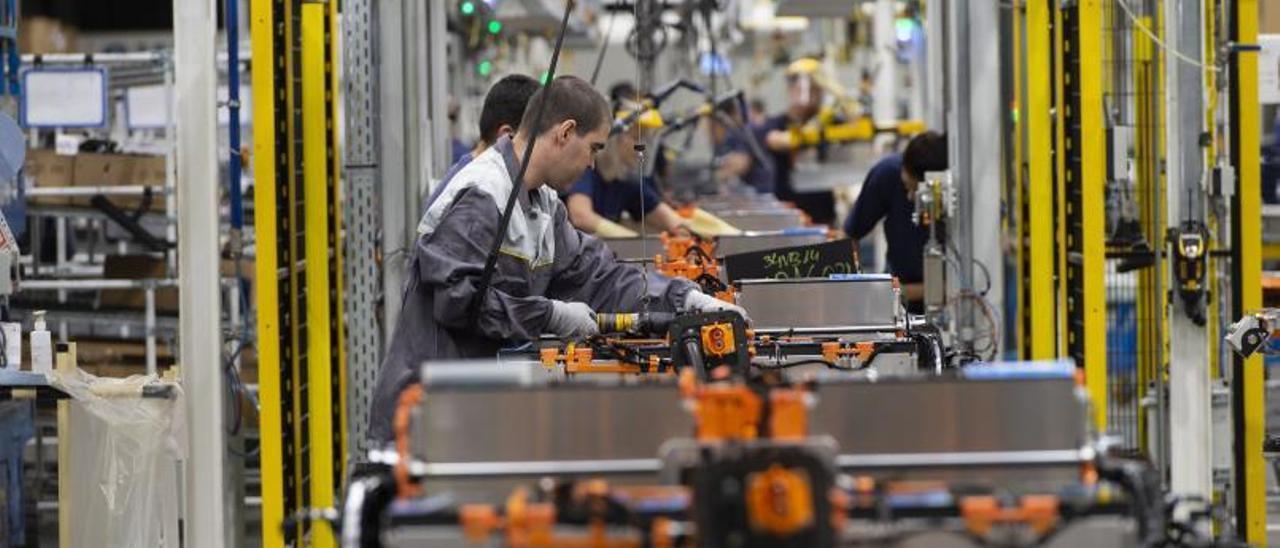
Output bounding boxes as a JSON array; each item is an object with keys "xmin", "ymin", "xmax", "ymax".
[
  {"xmin": 754, "ymin": 358, "xmax": 862, "ymax": 371},
  {"xmin": 1113, "ymin": 0, "xmax": 1219, "ymax": 72},
  {"xmin": 635, "ymin": 0, "xmax": 652, "ymax": 317}
]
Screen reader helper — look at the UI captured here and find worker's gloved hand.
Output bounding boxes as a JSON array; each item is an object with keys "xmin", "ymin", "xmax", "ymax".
[
  {"xmin": 683, "ymin": 290, "xmax": 751, "ymax": 324},
  {"xmin": 546, "ymin": 300, "xmax": 600, "ymax": 340}
]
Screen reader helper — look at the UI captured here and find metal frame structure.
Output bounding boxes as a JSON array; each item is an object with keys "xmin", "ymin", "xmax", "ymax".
[
  {"xmin": 1013, "ymin": 0, "xmax": 1265, "ymax": 541},
  {"xmin": 1013, "ymin": 0, "xmax": 1109, "ymax": 429},
  {"xmin": 252, "ymin": 0, "xmax": 347, "ymax": 545},
  {"xmin": 1019, "ymin": 0, "xmax": 1059, "ymax": 361},
  {"xmin": 1228, "ymin": 0, "xmax": 1264, "ymax": 542},
  {"xmin": 1163, "ymin": 0, "xmax": 1211, "ymax": 506},
  {"xmin": 174, "ymin": 0, "xmax": 227, "ymax": 545},
  {"xmin": 341, "ymin": 0, "xmax": 382, "ymax": 468}
]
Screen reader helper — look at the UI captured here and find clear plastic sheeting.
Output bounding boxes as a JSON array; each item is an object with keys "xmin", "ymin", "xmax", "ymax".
[{"xmin": 53, "ymin": 370, "xmax": 184, "ymax": 548}]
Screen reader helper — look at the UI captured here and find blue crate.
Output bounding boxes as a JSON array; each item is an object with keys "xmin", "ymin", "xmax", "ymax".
[{"xmin": 1107, "ymin": 298, "xmax": 1138, "ymax": 374}]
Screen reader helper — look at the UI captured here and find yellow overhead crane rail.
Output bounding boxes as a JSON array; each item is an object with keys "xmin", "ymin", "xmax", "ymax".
[
  {"xmin": 252, "ymin": 0, "xmax": 347, "ymax": 546},
  {"xmin": 784, "ymin": 114, "xmax": 928, "ymax": 149},
  {"xmin": 776, "ymin": 57, "xmax": 926, "ymax": 149}
]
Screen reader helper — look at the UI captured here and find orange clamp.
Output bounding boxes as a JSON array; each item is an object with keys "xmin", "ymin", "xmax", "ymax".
[
  {"xmin": 745, "ymin": 464, "xmax": 815, "ymax": 536},
  {"xmin": 959, "ymin": 495, "xmax": 1059, "ymax": 537}
]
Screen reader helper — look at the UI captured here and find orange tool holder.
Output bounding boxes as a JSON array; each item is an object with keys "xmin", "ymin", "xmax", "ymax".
[{"xmin": 959, "ymin": 495, "xmax": 1061, "ymax": 538}]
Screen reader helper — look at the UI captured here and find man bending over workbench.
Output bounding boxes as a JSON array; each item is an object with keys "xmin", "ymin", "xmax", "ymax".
[{"xmin": 369, "ymin": 76, "xmax": 746, "ymax": 442}]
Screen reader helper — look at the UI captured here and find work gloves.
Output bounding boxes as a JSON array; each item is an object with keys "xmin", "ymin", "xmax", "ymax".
[
  {"xmin": 547, "ymin": 300, "xmax": 600, "ymax": 340},
  {"xmin": 683, "ymin": 290, "xmax": 751, "ymax": 324}
]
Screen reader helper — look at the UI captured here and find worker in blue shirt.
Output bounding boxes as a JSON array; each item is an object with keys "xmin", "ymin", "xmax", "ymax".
[
  {"xmin": 843, "ymin": 131, "xmax": 947, "ymax": 313},
  {"xmin": 422, "ymin": 74, "xmax": 541, "ymax": 216},
  {"xmin": 564, "ymin": 107, "xmax": 689, "ymax": 237},
  {"xmin": 756, "ymin": 69, "xmax": 837, "ymax": 225},
  {"xmin": 710, "ymin": 105, "xmax": 773, "ymax": 193}
]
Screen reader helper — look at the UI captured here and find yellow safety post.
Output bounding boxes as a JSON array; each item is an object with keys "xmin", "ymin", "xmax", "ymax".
[
  {"xmin": 250, "ymin": 0, "xmax": 285, "ymax": 544},
  {"xmin": 1026, "ymin": 0, "xmax": 1056, "ymax": 359},
  {"xmin": 1012, "ymin": 0, "xmax": 1026, "ymax": 358},
  {"xmin": 301, "ymin": 2, "xmax": 336, "ymax": 546},
  {"xmin": 1231, "ymin": 0, "xmax": 1264, "ymax": 542},
  {"xmin": 1132, "ymin": 13, "xmax": 1159, "ymax": 456},
  {"xmin": 1052, "ymin": 0, "xmax": 1067, "ymax": 359},
  {"xmin": 1077, "ymin": 0, "xmax": 1107, "ymax": 431},
  {"xmin": 327, "ymin": 0, "xmax": 349, "ymax": 487}
]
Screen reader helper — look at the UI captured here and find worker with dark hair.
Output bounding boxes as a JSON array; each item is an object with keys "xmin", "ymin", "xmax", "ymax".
[
  {"xmin": 843, "ymin": 131, "xmax": 948, "ymax": 312},
  {"xmin": 710, "ymin": 102, "xmax": 773, "ymax": 193},
  {"xmin": 564, "ymin": 102, "xmax": 689, "ymax": 237},
  {"xmin": 757, "ymin": 65, "xmax": 838, "ymax": 225},
  {"xmin": 423, "ymin": 74, "xmax": 542, "ymax": 213},
  {"xmin": 372, "ymin": 75, "xmax": 746, "ymax": 441},
  {"xmin": 608, "ymin": 80, "xmax": 638, "ymax": 106}
]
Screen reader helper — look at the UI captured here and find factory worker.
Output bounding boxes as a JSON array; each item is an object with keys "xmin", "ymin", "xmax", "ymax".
[
  {"xmin": 844, "ymin": 131, "xmax": 947, "ymax": 314},
  {"xmin": 564, "ymin": 106, "xmax": 689, "ymax": 237},
  {"xmin": 756, "ymin": 58, "xmax": 838, "ymax": 225},
  {"xmin": 423, "ymin": 74, "xmax": 541, "ymax": 213},
  {"xmin": 370, "ymin": 76, "xmax": 747, "ymax": 441}
]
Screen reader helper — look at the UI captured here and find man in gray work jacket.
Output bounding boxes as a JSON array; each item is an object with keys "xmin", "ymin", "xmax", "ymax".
[{"xmin": 369, "ymin": 76, "xmax": 745, "ymax": 441}]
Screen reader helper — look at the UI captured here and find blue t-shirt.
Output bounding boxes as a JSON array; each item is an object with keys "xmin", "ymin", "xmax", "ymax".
[
  {"xmin": 422, "ymin": 151, "xmax": 476, "ymax": 214},
  {"xmin": 451, "ymin": 139, "xmax": 472, "ymax": 164},
  {"xmin": 718, "ymin": 129, "xmax": 774, "ymax": 193},
  {"xmin": 843, "ymin": 154, "xmax": 926, "ymax": 284},
  {"xmin": 565, "ymin": 167, "xmax": 662, "ymax": 222},
  {"xmin": 752, "ymin": 114, "xmax": 836, "ymax": 225}
]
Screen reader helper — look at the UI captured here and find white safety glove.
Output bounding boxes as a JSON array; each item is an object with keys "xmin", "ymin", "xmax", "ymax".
[
  {"xmin": 683, "ymin": 290, "xmax": 751, "ymax": 324},
  {"xmin": 546, "ymin": 300, "xmax": 600, "ymax": 340}
]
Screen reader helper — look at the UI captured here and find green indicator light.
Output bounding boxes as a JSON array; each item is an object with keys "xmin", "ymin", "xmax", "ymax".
[
  {"xmin": 487, "ymin": 20, "xmax": 503, "ymax": 34},
  {"xmin": 477, "ymin": 60, "xmax": 493, "ymax": 76},
  {"xmin": 460, "ymin": 1, "xmax": 475, "ymax": 15},
  {"xmin": 539, "ymin": 71, "xmax": 550, "ymax": 85}
]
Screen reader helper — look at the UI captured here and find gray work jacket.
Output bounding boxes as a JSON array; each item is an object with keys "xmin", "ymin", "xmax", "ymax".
[{"xmin": 368, "ymin": 136, "xmax": 695, "ymax": 441}]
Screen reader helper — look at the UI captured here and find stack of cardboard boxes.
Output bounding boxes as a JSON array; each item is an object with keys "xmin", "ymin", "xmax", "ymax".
[
  {"xmin": 18, "ymin": 16, "xmax": 77, "ymax": 55},
  {"xmin": 25, "ymin": 149, "xmax": 167, "ymax": 211}
]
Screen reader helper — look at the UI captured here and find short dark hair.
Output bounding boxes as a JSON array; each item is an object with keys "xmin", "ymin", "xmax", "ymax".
[
  {"xmin": 608, "ymin": 80, "xmax": 637, "ymax": 106},
  {"xmin": 902, "ymin": 131, "xmax": 948, "ymax": 181},
  {"xmin": 478, "ymin": 74, "xmax": 540, "ymax": 144},
  {"xmin": 518, "ymin": 75, "xmax": 611, "ymax": 138}
]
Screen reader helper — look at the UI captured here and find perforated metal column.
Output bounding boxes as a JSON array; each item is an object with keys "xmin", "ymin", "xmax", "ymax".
[{"xmin": 341, "ymin": 0, "xmax": 383, "ymax": 463}]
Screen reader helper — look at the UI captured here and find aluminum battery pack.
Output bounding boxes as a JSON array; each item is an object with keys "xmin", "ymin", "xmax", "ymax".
[{"xmin": 735, "ymin": 276, "xmax": 902, "ymax": 332}]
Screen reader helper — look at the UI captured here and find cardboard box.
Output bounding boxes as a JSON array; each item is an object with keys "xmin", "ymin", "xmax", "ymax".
[
  {"xmin": 133, "ymin": 155, "xmax": 168, "ymax": 186},
  {"xmin": 24, "ymin": 148, "xmax": 74, "ymax": 206},
  {"xmin": 1265, "ymin": 2, "xmax": 1280, "ymax": 34},
  {"xmin": 98, "ymin": 255, "xmax": 179, "ymax": 313},
  {"xmin": 127, "ymin": 154, "xmax": 168, "ymax": 212},
  {"xmin": 72, "ymin": 152, "xmax": 132, "ymax": 187},
  {"xmin": 71, "ymin": 152, "xmax": 167, "ymax": 212},
  {"xmin": 18, "ymin": 17, "xmax": 78, "ymax": 55}
]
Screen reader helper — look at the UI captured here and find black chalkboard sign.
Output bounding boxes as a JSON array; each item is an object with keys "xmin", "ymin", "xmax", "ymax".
[{"xmin": 723, "ymin": 238, "xmax": 858, "ymax": 282}]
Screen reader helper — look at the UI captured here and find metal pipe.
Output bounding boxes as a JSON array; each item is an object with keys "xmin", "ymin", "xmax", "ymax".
[
  {"xmin": 21, "ymin": 52, "xmax": 164, "ymax": 64},
  {"xmin": 835, "ymin": 448, "xmax": 1089, "ymax": 469},
  {"xmin": 21, "ymin": 51, "xmax": 250, "ymax": 65},
  {"xmin": 174, "ymin": 0, "xmax": 229, "ymax": 542},
  {"xmin": 145, "ymin": 286, "xmax": 156, "ymax": 375},
  {"xmin": 225, "ymin": 0, "xmax": 244, "ymax": 232},
  {"xmin": 752, "ymin": 324, "xmax": 903, "ymax": 336},
  {"xmin": 20, "ymin": 278, "xmax": 177, "ymax": 290},
  {"xmin": 423, "ymin": 458, "xmax": 663, "ymax": 478},
  {"xmin": 26, "ymin": 185, "xmax": 168, "ymax": 197}
]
